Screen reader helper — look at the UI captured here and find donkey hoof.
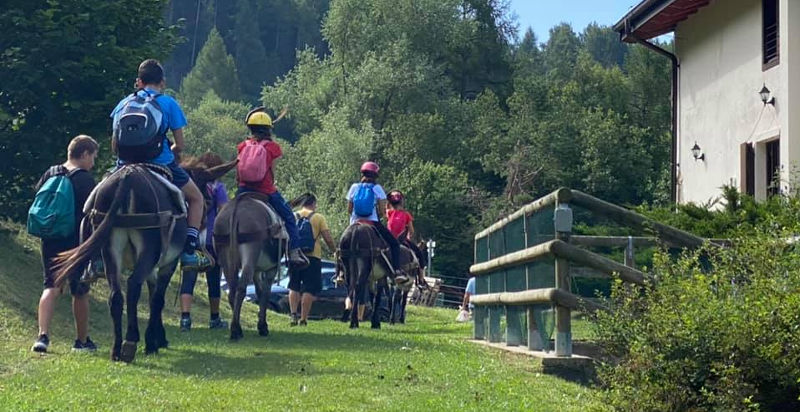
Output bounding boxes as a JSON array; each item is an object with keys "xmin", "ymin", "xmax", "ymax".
[
  {"xmin": 145, "ymin": 346, "xmax": 159, "ymax": 355},
  {"xmin": 371, "ymin": 323, "xmax": 381, "ymax": 330},
  {"xmin": 159, "ymin": 339, "xmax": 169, "ymax": 349},
  {"xmin": 120, "ymin": 341, "xmax": 137, "ymax": 363},
  {"xmin": 258, "ymin": 324, "xmax": 269, "ymax": 337}
]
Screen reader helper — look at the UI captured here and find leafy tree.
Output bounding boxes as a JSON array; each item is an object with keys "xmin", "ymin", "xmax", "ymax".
[
  {"xmin": 183, "ymin": 91, "xmax": 249, "ymax": 159},
  {"xmin": 180, "ymin": 27, "xmax": 242, "ymax": 107},
  {"xmin": 0, "ymin": 0, "xmax": 179, "ymax": 220},
  {"xmin": 581, "ymin": 23, "xmax": 628, "ymax": 68}
]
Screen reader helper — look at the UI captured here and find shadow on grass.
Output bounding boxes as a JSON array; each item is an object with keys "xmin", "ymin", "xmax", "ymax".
[{"xmin": 133, "ymin": 325, "xmax": 462, "ymax": 379}]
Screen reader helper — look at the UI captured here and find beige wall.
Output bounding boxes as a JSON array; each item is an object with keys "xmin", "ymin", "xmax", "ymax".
[{"xmin": 675, "ymin": 0, "xmax": 795, "ymax": 204}]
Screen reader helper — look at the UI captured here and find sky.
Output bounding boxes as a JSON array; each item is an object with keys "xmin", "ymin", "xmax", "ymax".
[{"xmin": 508, "ymin": 0, "xmax": 643, "ymax": 42}]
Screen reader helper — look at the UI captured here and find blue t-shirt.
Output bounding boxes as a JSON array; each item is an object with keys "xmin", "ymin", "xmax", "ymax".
[
  {"xmin": 465, "ymin": 277, "xmax": 476, "ymax": 309},
  {"xmin": 110, "ymin": 88, "xmax": 187, "ymax": 165}
]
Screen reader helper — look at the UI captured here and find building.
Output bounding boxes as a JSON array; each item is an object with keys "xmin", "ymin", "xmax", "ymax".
[{"xmin": 614, "ymin": 0, "xmax": 799, "ymax": 203}]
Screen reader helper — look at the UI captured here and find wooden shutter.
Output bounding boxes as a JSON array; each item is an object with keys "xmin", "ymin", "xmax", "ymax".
[{"xmin": 740, "ymin": 142, "xmax": 755, "ymax": 196}]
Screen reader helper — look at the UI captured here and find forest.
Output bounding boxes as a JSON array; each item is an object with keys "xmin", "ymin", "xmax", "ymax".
[{"xmin": 0, "ymin": 0, "xmax": 673, "ymax": 281}]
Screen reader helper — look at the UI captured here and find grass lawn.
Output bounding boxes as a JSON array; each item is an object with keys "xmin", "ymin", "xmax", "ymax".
[{"xmin": 0, "ymin": 221, "xmax": 606, "ymax": 411}]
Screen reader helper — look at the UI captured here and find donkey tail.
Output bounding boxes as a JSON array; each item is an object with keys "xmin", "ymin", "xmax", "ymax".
[{"xmin": 53, "ymin": 169, "xmax": 132, "ymax": 287}]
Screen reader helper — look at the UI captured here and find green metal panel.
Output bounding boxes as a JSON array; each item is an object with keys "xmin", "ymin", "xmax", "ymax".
[
  {"xmin": 531, "ymin": 303, "xmax": 555, "ymax": 352},
  {"xmin": 475, "ymin": 275, "xmax": 489, "ymax": 295},
  {"xmin": 506, "ymin": 306, "xmax": 523, "ymax": 346},
  {"xmin": 488, "ymin": 230, "xmax": 505, "ymax": 260},
  {"xmin": 526, "ymin": 206, "xmax": 555, "ymax": 247},
  {"xmin": 504, "ymin": 217, "xmax": 526, "ymax": 254},
  {"xmin": 526, "ymin": 258, "xmax": 556, "ymax": 290},
  {"xmin": 475, "ymin": 236, "xmax": 489, "ymax": 264},
  {"xmin": 474, "ymin": 306, "xmax": 487, "ymax": 340},
  {"xmin": 505, "ymin": 266, "xmax": 526, "ymax": 292},
  {"xmin": 488, "ymin": 270, "xmax": 505, "ymax": 342}
]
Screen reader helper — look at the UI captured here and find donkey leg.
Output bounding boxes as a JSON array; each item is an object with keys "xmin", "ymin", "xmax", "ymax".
[
  {"xmin": 104, "ymin": 244, "xmax": 124, "ymax": 361},
  {"xmin": 399, "ymin": 291, "xmax": 408, "ymax": 324},
  {"xmin": 145, "ymin": 265, "xmax": 173, "ymax": 354},
  {"xmin": 371, "ymin": 284, "xmax": 383, "ymax": 329},
  {"xmin": 253, "ymin": 271, "xmax": 271, "ymax": 337}
]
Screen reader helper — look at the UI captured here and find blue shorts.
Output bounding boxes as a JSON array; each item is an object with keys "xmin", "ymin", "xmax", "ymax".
[{"xmin": 166, "ymin": 161, "xmax": 190, "ymax": 188}]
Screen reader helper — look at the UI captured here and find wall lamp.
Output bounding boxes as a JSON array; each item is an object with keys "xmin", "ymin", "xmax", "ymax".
[
  {"xmin": 691, "ymin": 142, "xmax": 705, "ymax": 161},
  {"xmin": 759, "ymin": 83, "xmax": 776, "ymax": 105}
]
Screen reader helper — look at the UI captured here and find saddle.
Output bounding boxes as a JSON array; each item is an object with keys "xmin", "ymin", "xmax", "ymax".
[
  {"xmin": 82, "ymin": 164, "xmax": 187, "ymax": 264},
  {"xmin": 212, "ymin": 192, "xmax": 288, "ymax": 244}
]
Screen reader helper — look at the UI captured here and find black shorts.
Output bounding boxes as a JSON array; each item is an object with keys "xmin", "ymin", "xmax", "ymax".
[
  {"xmin": 41, "ymin": 237, "xmax": 89, "ymax": 296},
  {"xmin": 288, "ymin": 256, "xmax": 322, "ymax": 295}
]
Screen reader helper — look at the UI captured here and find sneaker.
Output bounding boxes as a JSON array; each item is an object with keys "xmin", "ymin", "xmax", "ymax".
[
  {"xmin": 289, "ymin": 313, "xmax": 299, "ymax": 327},
  {"xmin": 209, "ymin": 317, "xmax": 228, "ymax": 329},
  {"xmin": 72, "ymin": 337, "xmax": 97, "ymax": 353},
  {"xmin": 299, "ymin": 319, "xmax": 307, "ymax": 326},
  {"xmin": 181, "ymin": 251, "xmax": 211, "ymax": 272},
  {"xmin": 31, "ymin": 334, "xmax": 49, "ymax": 353},
  {"xmin": 180, "ymin": 316, "xmax": 192, "ymax": 332}
]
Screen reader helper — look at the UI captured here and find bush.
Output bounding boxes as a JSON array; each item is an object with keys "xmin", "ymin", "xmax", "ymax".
[{"xmin": 592, "ymin": 231, "xmax": 800, "ymax": 411}]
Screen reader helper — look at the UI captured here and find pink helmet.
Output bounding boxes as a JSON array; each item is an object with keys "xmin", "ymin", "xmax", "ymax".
[{"xmin": 360, "ymin": 161, "xmax": 380, "ymax": 175}]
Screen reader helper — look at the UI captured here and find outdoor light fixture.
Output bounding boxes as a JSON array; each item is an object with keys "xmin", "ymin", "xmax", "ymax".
[
  {"xmin": 759, "ymin": 83, "xmax": 775, "ymax": 105},
  {"xmin": 691, "ymin": 142, "xmax": 705, "ymax": 161}
]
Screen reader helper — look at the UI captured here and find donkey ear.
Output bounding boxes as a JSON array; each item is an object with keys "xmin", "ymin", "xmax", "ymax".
[{"xmin": 206, "ymin": 159, "xmax": 238, "ymax": 181}]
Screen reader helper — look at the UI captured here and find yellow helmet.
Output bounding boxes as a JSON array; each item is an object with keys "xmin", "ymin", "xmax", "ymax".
[{"xmin": 246, "ymin": 111, "xmax": 273, "ymax": 127}]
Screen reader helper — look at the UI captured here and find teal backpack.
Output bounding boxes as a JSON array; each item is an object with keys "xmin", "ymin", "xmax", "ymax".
[{"xmin": 27, "ymin": 166, "xmax": 77, "ymax": 239}]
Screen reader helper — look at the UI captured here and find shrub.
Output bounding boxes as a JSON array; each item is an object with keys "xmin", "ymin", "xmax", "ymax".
[{"xmin": 592, "ymin": 231, "xmax": 800, "ymax": 411}]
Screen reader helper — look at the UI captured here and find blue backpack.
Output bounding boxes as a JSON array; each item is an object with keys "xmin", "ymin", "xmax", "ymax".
[
  {"xmin": 353, "ymin": 183, "xmax": 376, "ymax": 217},
  {"xmin": 113, "ymin": 90, "xmax": 165, "ymax": 162},
  {"xmin": 27, "ymin": 166, "xmax": 77, "ymax": 239},
  {"xmin": 295, "ymin": 212, "xmax": 316, "ymax": 252}
]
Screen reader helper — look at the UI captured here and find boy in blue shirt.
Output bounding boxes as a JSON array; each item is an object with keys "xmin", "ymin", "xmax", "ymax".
[{"xmin": 110, "ymin": 59, "xmax": 208, "ymax": 270}]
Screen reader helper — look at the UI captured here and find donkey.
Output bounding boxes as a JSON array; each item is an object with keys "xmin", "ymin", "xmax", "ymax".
[
  {"xmin": 337, "ymin": 223, "xmax": 418, "ymax": 329},
  {"xmin": 54, "ymin": 164, "xmax": 186, "ymax": 362},
  {"xmin": 213, "ymin": 192, "xmax": 285, "ymax": 340},
  {"xmin": 388, "ymin": 236, "xmax": 428, "ymax": 324}
]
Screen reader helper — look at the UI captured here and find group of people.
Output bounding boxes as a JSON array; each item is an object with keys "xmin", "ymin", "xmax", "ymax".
[{"xmin": 29, "ymin": 58, "xmax": 423, "ymax": 352}]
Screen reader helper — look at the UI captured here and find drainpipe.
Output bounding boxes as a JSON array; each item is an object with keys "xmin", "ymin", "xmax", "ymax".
[{"xmin": 623, "ymin": 25, "xmax": 679, "ymax": 204}]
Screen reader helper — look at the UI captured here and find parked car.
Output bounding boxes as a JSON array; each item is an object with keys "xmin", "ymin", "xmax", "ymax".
[{"xmin": 220, "ymin": 260, "xmax": 390, "ymax": 320}]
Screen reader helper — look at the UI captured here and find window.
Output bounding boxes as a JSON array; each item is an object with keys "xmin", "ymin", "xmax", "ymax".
[
  {"xmin": 766, "ymin": 140, "xmax": 780, "ymax": 197},
  {"xmin": 763, "ymin": 0, "xmax": 779, "ymax": 70}
]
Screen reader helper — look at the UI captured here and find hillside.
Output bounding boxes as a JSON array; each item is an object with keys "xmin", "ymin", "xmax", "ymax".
[{"xmin": 0, "ymin": 221, "xmax": 603, "ymax": 411}]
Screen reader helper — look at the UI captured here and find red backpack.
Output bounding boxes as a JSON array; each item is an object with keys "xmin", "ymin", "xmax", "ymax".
[{"xmin": 237, "ymin": 140, "xmax": 269, "ymax": 183}]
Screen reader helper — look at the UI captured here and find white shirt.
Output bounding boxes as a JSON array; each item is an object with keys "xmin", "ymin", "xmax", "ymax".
[{"xmin": 346, "ymin": 183, "xmax": 387, "ymax": 225}]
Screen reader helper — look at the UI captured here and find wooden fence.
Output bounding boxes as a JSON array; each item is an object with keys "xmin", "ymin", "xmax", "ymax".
[{"xmin": 470, "ymin": 188, "xmax": 713, "ymax": 357}]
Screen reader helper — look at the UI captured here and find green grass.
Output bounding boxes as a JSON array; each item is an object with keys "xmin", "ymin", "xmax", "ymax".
[{"xmin": 0, "ymin": 221, "xmax": 605, "ymax": 411}]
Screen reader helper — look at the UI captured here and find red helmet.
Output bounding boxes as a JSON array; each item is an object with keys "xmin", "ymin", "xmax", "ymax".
[
  {"xmin": 388, "ymin": 190, "xmax": 404, "ymax": 204},
  {"xmin": 360, "ymin": 161, "xmax": 380, "ymax": 175}
]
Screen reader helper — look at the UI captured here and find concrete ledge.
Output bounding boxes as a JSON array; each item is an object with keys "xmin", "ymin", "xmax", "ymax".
[{"xmin": 470, "ymin": 339, "xmax": 597, "ymax": 383}]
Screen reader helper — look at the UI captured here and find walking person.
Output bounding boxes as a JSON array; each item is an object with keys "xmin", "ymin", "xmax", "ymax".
[
  {"xmin": 29, "ymin": 135, "xmax": 99, "ymax": 352},
  {"xmin": 179, "ymin": 152, "xmax": 230, "ymax": 331},
  {"xmin": 288, "ymin": 194, "xmax": 337, "ymax": 326}
]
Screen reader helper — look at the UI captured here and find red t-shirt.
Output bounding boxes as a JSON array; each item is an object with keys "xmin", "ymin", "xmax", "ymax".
[
  {"xmin": 237, "ymin": 138, "xmax": 282, "ymax": 194},
  {"xmin": 387, "ymin": 209, "xmax": 413, "ymax": 238}
]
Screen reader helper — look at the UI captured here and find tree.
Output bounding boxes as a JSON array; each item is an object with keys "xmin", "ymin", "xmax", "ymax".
[
  {"xmin": 0, "ymin": 0, "xmax": 179, "ymax": 220},
  {"xmin": 183, "ymin": 91, "xmax": 249, "ymax": 159},
  {"xmin": 180, "ymin": 27, "xmax": 242, "ymax": 107}
]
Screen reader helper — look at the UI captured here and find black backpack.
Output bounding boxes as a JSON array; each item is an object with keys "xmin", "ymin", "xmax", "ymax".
[{"xmin": 113, "ymin": 91, "xmax": 165, "ymax": 162}]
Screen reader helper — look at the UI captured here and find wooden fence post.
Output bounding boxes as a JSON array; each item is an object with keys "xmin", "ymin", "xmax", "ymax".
[{"xmin": 555, "ymin": 257, "xmax": 572, "ymax": 356}]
